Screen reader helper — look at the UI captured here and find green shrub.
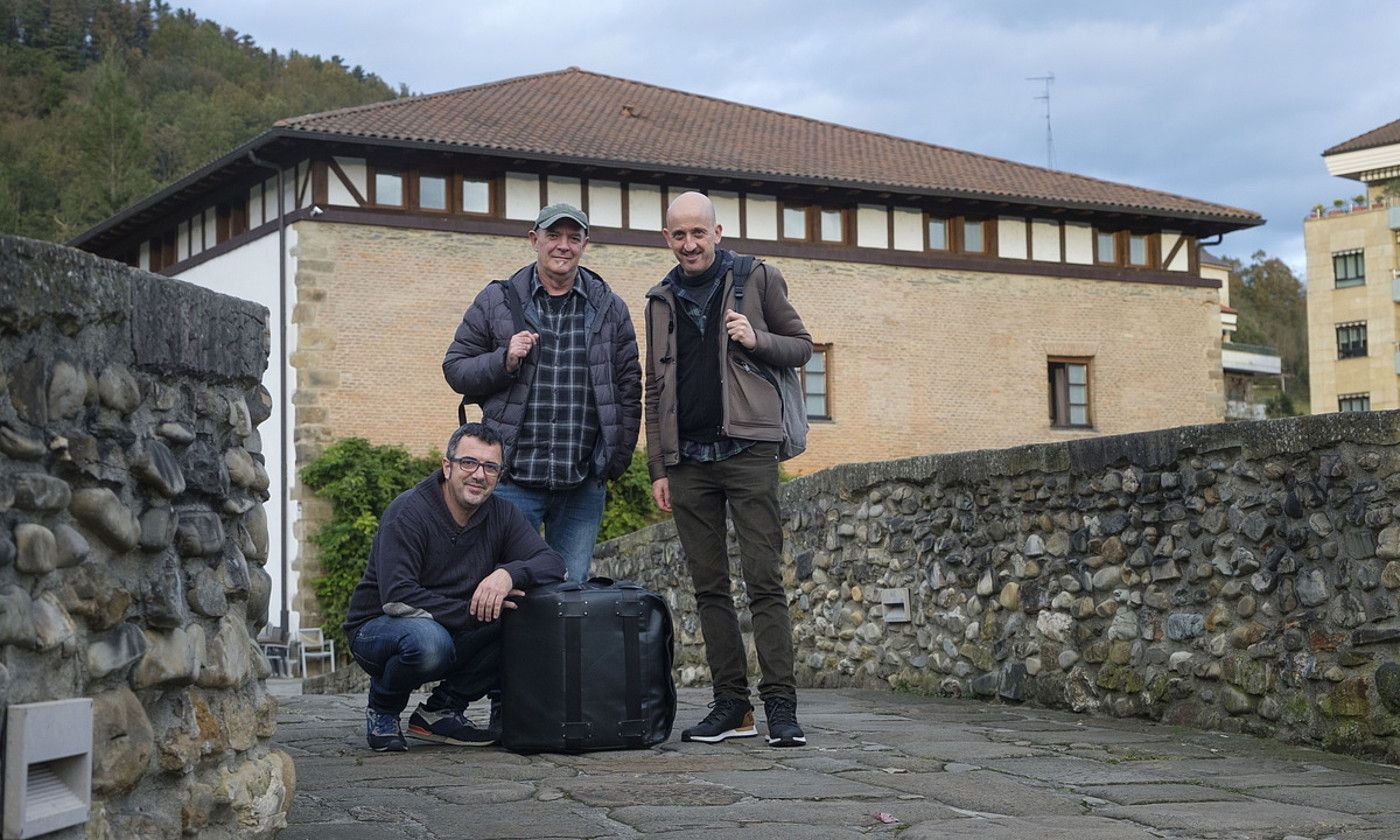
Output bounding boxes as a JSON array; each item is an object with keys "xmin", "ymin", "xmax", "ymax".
[
  {"xmin": 299, "ymin": 438, "xmax": 437, "ymax": 650},
  {"xmin": 600, "ymin": 448, "xmax": 670, "ymax": 541}
]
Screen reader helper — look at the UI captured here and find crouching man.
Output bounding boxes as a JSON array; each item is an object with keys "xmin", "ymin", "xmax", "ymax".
[{"xmin": 343, "ymin": 422, "xmax": 565, "ymax": 751}]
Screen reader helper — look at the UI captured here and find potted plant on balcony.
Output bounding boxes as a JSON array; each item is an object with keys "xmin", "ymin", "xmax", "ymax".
[
  {"xmin": 1329, "ymin": 198, "xmax": 1347, "ymax": 216},
  {"xmin": 1311, "ymin": 203, "xmax": 1325, "ymax": 218},
  {"xmin": 1353, "ymin": 194, "xmax": 1368, "ymax": 211}
]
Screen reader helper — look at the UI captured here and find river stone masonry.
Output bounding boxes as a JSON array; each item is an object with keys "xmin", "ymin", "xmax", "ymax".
[
  {"xmin": 595, "ymin": 410, "xmax": 1400, "ymax": 760},
  {"xmin": 0, "ymin": 235, "xmax": 292, "ymax": 839}
]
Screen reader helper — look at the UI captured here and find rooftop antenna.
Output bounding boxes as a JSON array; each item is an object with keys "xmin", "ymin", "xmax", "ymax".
[{"xmin": 1027, "ymin": 73, "xmax": 1055, "ymax": 170}]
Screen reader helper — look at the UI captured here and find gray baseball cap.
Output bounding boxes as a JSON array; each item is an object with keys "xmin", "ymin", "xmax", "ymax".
[{"xmin": 534, "ymin": 203, "xmax": 589, "ymax": 234}]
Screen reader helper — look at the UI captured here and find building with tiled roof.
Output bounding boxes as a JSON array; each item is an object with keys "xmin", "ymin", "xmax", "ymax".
[
  {"xmin": 1307, "ymin": 117, "xmax": 1400, "ymax": 417},
  {"xmin": 71, "ymin": 68, "xmax": 1263, "ymax": 635}
]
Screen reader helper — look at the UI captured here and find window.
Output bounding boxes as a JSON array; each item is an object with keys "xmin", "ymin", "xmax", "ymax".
[
  {"xmin": 1128, "ymin": 233, "xmax": 1151, "ymax": 266},
  {"xmin": 927, "ymin": 217, "xmax": 949, "ymax": 250},
  {"xmin": 372, "ymin": 170, "xmax": 404, "ymax": 206},
  {"xmin": 963, "ymin": 219, "xmax": 987, "ymax": 253},
  {"xmin": 1336, "ymin": 321, "xmax": 1368, "ymax": 359},
  {"xmin": 1048, "ymin": 358, "xmax": 1091, "ymax": 428},
  {"xmin": 417, "ymin": 174, "xmax": 447, "ymax": 211},
  {"xmin": 802, "ymin": 346, "xmax": 830, "ymax": 419},
  {"xmin": 1339, "ymin": 393, "xmax": 1371, "ymax": 413},
  {"xmin": 781, "ymin": 205, "xmax": 808, "ymax": 240},
  {"xmin": 818, "ymin": 208, "xmax": 844, "ymax": 243},
  {"xmin": 1095, "ymin": 230, "xmax": 1119, "ymax": 264},
  {"xmin": 1333, "ymin": 250, "xmax": 1365, "ymax": 288},
  {"xmin": 462, "ymin": 177, "xmax": 491, "ymax": 214}
]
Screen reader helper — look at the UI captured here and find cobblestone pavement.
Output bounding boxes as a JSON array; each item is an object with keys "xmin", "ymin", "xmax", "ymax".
[{"xmin": 273, "ymin": 687, "xmax": 1400, "ymax": 839}]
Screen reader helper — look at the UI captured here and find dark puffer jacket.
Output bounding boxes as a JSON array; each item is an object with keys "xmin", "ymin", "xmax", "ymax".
[{"xmin": 443, "ymin": 264, "xmax": 642, "ymax": 481}]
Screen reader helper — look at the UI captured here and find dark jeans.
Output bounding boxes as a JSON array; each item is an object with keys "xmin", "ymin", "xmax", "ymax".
[
  {"xmin": 667, "ymin": 441, "xmax": 796, "ymax": 703},
  {"xmin": 349, "ymin": 615, "xmax": 500, "ymax": 715}
]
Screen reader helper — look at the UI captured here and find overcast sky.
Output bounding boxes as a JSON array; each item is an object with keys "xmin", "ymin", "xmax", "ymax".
[{"xmin": 177, "ymin": 0, "xmax": 1399, "ymax": 279}]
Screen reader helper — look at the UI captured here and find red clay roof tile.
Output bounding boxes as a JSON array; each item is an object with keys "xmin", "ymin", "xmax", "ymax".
[{"xmin": 278, "ymin": 68, "xmax": 1259, "ymax": 225}]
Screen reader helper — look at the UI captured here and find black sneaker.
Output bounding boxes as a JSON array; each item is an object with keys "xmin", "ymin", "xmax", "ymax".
[
  {"xmin": 365, "ymin": 708, "xmax": 407, "ymax": 752},
  {"xmin": 406, "ymin": 703, "xmax": 498, "ymax": 746},
  {"xmin": 681, "ymin": 696, "xmax": 757, "ymax": 743},
  {"xmin": 763, "ymin": 697, "xmax": 806, "ymax": 747}
]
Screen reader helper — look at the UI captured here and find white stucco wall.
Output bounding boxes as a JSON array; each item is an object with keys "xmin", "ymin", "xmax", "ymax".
[{"xmin": 175, "ymin": 230, "xmax": 301, "ymax": 639}]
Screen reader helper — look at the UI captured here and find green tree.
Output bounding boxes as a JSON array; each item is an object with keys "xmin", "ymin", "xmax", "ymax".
[
  {"xmin": 57, "ymin": 49, "xmax": 155, "ymax": 231},
  {"xmin": 1224, "ymin": 250, "xmax": 1309, "ymax": 409},
  {"xmin": 0, "ymin": 0, "xmax": 400, "ymax": 240}
]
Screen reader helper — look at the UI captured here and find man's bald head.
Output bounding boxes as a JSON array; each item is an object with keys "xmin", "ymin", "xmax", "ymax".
[
  {"xmin": 665, "ymin": 191, "xmax": 716, "ymax": 228},
  {"xmin": 663, "ymin": 191, "xmax": 723, "ymax": 276}
]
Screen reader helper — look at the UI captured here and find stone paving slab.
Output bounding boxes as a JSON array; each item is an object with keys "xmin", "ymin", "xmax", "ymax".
[{"xmin": 274, "ymin": 687, "xmax": 1400, "ymax": 839}]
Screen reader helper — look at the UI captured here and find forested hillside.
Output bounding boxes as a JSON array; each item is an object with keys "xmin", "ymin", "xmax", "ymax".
[{"xmin": 0, "ymin": 0, "xmax": 401, "ymax": 242}]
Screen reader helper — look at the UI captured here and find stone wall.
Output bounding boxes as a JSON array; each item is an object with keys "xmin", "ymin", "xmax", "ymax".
[
  {"xmin": 0, "ymin": 235, "xmax": 293, "ymax": 838},
  {"xmin": 595, "ymin": 410, "xmax": 1400, "ymax": 760}
]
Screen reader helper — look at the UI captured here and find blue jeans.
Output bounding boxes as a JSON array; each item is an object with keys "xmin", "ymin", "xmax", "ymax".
[
  {"xmin": 493, "ymin": 476, "xmax": 607, "ymax": 583},
  {"xmin": 349, "ymin": 616, "xmax": 500, "ymax": 715}
]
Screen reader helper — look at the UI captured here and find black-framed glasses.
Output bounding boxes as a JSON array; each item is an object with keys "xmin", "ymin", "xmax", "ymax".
[{"xmin": 447, "ymin": 455, "xmax": 504, "ymax": 478}]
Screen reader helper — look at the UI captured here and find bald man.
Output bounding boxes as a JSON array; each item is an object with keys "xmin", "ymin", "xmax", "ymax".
[{"xmin": 643, "ymin": 191, "xmax": 812, "ymax": 747}]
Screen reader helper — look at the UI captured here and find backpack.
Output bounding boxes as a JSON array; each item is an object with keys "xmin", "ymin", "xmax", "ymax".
[
  {"xmin": 730, "ymin": 255, "xmax": 808, "ymax": 462},
  {"xmin": 457, "ymin": 279, "xmax": 528, "ymax": 427}
]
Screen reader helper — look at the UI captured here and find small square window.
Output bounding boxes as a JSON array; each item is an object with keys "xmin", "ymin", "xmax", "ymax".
[
  {"xmin": 373, "ymin": 170, "xmax": 403, "ymax": 207},
  {"xmin": 1336, "ymin": 321, "xmax": 1367, "ymax": 359},
  {"xmin": 1333, "ymin": 250, "xmax": 1365, "ymax": 288},
  {"xmin": 802, "ymin": 346, "xmax": 830, "ymax": 419},
  {"xmin": 418, "ymin": 175, "xmax": 447, "ymax": 211},
  {"xmin": 963, "ymin": 219, "xmax": 985, "ymax": 253},
  {"xmin": 927, "ymin": 217, "xmax": 949, "ymax": 250},
  {"xmin": 1338, "ymin": 393, "xmax": 1370, "ymax": 413},
  {"xmin": 462, "ymin": 178, "xmax": 491, "ymax": 214},
  {"xmin": 782, "ymin": 205, "xmax": 808, "ymax": 240},
  {"xmin": 1048, "ymin": 358, "xmax": 1091, "ymax": 428}
]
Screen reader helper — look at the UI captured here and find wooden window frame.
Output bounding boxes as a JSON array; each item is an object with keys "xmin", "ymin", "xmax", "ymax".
[
  {"xmin": 1125, "ymin": 232, "xmax": 1159, "ymax": 268},
  {"xmin": 1336, "ymin": 321, "xmax": 1368, "ymax": 359},
  {"xmin": 459, "ymin": 173, "xmax": 496, "ymax": 216},
  {"xmin": 1094, "ymin": 228, "xmax": 1121, "ymax": 265},
  {"xmin": 368, "ymin": 167, "xmax": 406, "ymax": 208},
  {"xmin": 801, "ymin": 344, "xmax": 832, "ymax": 421},
  {"xmin": 816, "ymin": 206, "xmax": 848, "ymax": 245},
  {"xmin": 1048, "ymin": 356, "xmax": 1093, "ymax": 429},
  {"xmin": 413, "ymin": 171, "xmax": 452, "ymax": 214},
  {"xmin": 1333, "ymin": 249, "xmax": 1365, "ymax": 288},
  {"xmin": 780, "ymin": 203, "xmax": 810, "ymax": 241},
  {"xmin": 925, "ymin": 214, "xmax": 951, "ymax": 251},
  {"xmin": 959, "ymin": 217, "xmax": 993, "ymax": 255}
]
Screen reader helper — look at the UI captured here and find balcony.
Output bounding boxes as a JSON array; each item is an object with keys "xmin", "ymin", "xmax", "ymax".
[{"xmin": 1222, "ymin": 341, "xmax": 1282, "ymax": 375}]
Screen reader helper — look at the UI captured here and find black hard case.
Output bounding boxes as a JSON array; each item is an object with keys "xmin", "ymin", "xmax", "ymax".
[{"xmin": 500, "ymin": 578, "xmax": 676, "ymax": 752}]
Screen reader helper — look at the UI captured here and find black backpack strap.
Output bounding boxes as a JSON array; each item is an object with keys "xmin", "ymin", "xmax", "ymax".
[
  {"xmin": 731, "ymin": 255, "xmax": 756, "ymax": 306},
  {"xmin": 496, "ymin": 278, "xmax": 527, "ymax": 334}
]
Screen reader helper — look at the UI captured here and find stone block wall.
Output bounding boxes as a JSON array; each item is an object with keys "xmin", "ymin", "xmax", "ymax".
[
  {"xmin": 0, "ymin": 235, "xmax": 293, "ymax": 838},
  {"xmin": 595, "ymin": 410, "xmax": 1400, "ymax": 759}
]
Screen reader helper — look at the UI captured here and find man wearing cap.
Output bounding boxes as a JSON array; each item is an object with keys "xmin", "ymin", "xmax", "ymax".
[{"xmin": 444, "ymin": 204, "xmax": 641, "ymax": 582}]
